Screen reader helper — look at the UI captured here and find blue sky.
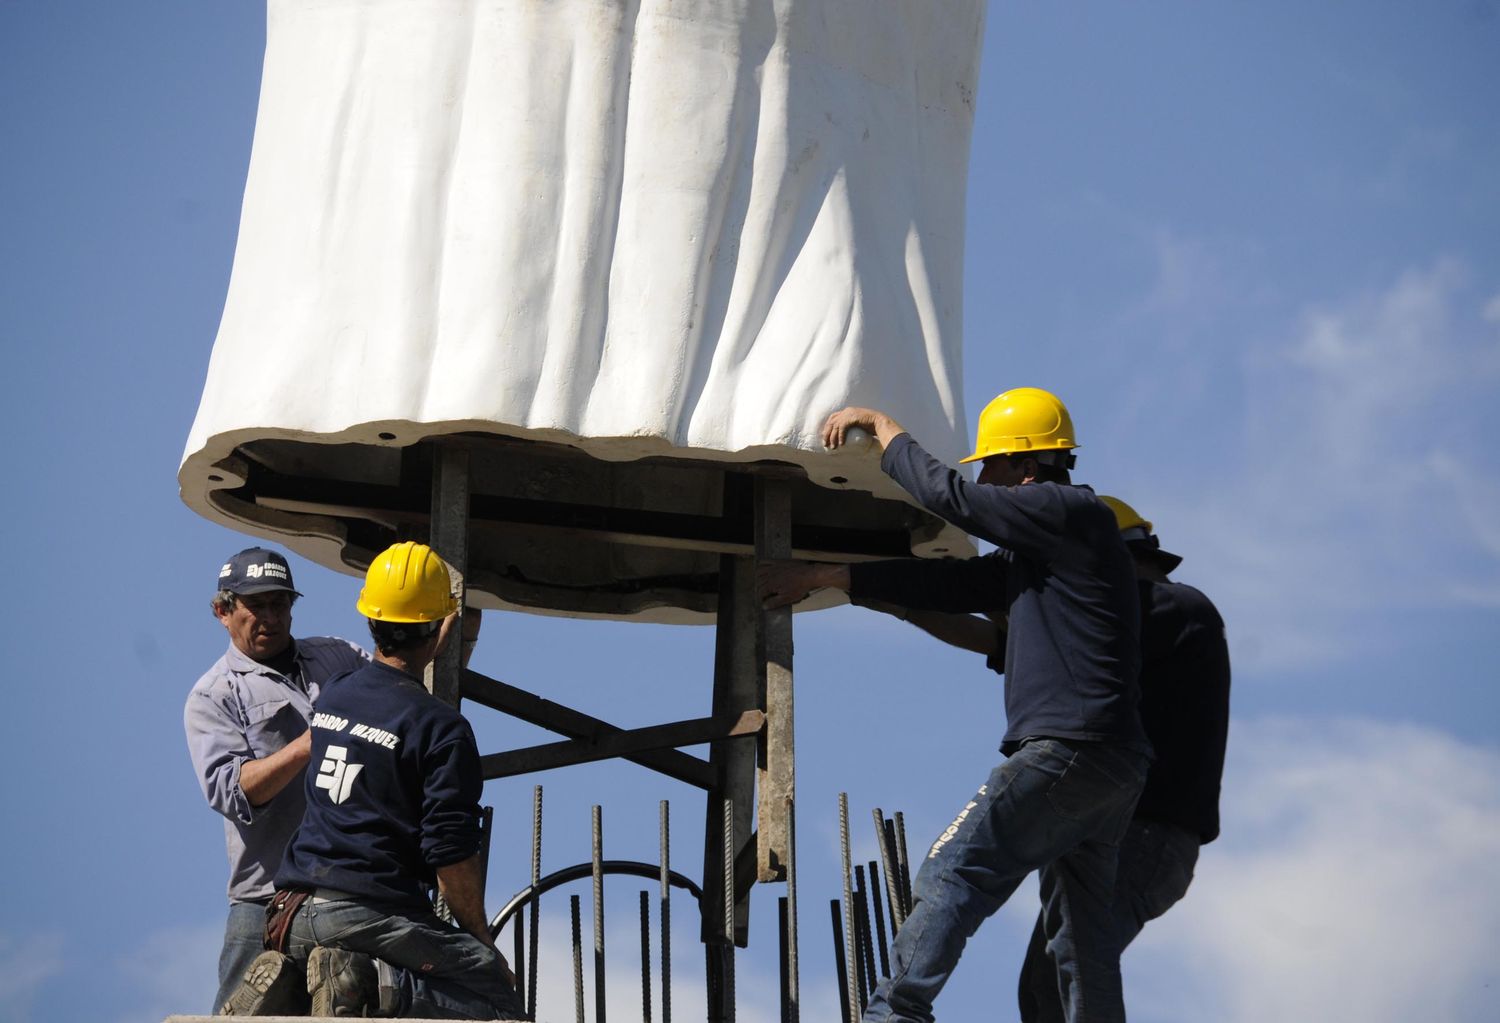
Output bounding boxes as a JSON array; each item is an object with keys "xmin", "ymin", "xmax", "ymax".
[{"xmin": 3, "ymin": 3, "xmax": 1498, "ymax": 1022}]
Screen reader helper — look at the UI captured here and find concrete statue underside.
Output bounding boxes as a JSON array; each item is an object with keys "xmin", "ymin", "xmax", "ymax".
[{"xmin": 180, "ymin": 0, "xmax": 987, "ymax": 622}]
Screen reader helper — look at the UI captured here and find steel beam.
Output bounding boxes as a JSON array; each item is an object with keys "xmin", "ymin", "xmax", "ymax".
[
  {"xmin": 756, "ymin": 477, "xmax": 794, "ymax": 881},
  {"xmin": 425, "ymin": 444, "xmax": 469, "ymax": 706}
]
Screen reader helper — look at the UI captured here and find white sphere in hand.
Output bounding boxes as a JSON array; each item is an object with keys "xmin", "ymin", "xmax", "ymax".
[{"xmin": 842, "ymin": 426, "xmax": 874, "ymax": 453}]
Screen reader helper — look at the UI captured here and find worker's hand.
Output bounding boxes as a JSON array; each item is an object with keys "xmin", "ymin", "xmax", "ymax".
[
  {"xmin": 758, "ymin": 560, "xmax": 849, "ymax": 609},
  {"xmin": 822, "ymin": 406, "xmax": 906, "ymax": 451}
]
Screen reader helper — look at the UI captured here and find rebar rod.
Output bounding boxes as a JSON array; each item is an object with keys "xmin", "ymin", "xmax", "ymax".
[
  {"xmin": 572, "ymin": 894, "xmax": 585, "ymax": 1023},
  {"xmin": 867, "ymin": 860, "xmax": 889, "ymax": 978},
  {"xmin": 512, "ymin": 906, "xmax": 524, "ymax": 1013},
  {"xmin": 784, "ymin": 796, "xmax": 800, "ymax": 1023},
  {"xmin": 875, "ymin": 810, "xmax": 905, "ymax": 933},
  {"xmin": 722, "ymin": 797, "xmax": 736, "ymax": 1021},
  {"xmin": 778, "ymin": 897, "xmax": 790, "ymax": 1023},
  {"xmin": 893, "ymin": 812, "xmax": 913, "ymax": 917},
  {"xmin": 639, "ymin": 890, "xmax": 652, "ymax": 1023},
  {"xmin": 594, "ymin": 804, "xmax": 607, "ymax": 1023},
  {"xmin": 852, "ymin": 866, "xmax": 872, "ymax": 1010},
  {"xmin": 530, "ymin": 784, "xmax": 542, "ymax": 1019},
  {"xmin": 659, "ymin": 800, "xmax": 672, "ymax": 1023},
  {"xmin": 839, "ymin": 793, "xmax": 859, "ymax": 1023},
  {"xmin": 829, "ymin": 899, "xmax": 851, "ymax": 1023}
]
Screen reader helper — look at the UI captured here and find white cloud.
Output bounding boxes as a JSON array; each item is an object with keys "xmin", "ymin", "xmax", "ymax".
[
  {"xmin": 1132, "ymin": 257, "xmax": 1500, "ymax": 671},
  {"xmin": 0, "ymin": 932, "xmax": 63, "ymax": 1023},
  {"xmin": 111, "ymin": 920, "xmax": 221, "ymax": 1023},
  {"xmin": 1123, "ymin": 717, "xmax": 1500, "ymax": 1023}
]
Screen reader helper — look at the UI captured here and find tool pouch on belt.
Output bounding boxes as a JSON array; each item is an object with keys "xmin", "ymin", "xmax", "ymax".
[{"xmin": 263, "ymin": 888, "xmax": 311, "ymax": 954}]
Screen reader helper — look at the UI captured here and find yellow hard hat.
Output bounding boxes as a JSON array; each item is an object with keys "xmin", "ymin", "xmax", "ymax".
[
  {"xmin": 959, "ymin": 387, "xmax": 1078, "ymax": 464},
  {"xmin": 1099, "ymin": 496, "xmax": 1182, "ymax": 573},
  {"xmin": 356, "ymin": 541, "xmax": 458, "ymax": 622},
  {"xmin": 1100, "ymin": 496, "xmax": 1152, "ymax": 537}
]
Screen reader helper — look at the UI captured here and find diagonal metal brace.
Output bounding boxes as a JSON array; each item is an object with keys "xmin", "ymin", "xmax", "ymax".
[
  {"xmin": 481, "ymin": 710, "xmax": 765, "ymax": 780},
  {"xmin": 461, "ymin": 668, "xmax": 719, "ymax": 790}
]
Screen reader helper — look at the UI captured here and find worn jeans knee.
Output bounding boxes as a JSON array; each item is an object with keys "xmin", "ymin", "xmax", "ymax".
[{"xmin": 214, "ymin": 899, "xmax": 270, "ymax": 1014}]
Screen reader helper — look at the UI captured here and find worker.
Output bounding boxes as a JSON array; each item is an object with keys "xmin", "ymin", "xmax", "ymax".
[
  {"xmin": 1017, "ymin": 497, "xmax": 1230, "ymax": 1022},
  {"xmin": 224, "ymin": 541, "xmax": 520, "ymax": 1019},
  {"xmin": 760, "ymin": 388, "xmax": 1152, "ymax": 1023},
  {"xmin": 184, "ymin": 546, "xmax": 368, "ymax": 1014}
]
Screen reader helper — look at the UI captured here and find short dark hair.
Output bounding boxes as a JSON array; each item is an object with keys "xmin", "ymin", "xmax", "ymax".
[{"xmin": 367, "ymin": 617, "xmax": 441, "ymax": 656}]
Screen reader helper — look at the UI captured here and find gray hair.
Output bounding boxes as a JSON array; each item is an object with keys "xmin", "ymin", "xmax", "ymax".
[{"xmin": 212, "ymin": 589, "xmax": 298, "ymax": 614}]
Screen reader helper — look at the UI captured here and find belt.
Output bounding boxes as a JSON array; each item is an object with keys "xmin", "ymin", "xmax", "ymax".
[{"xmin": 308, "ymin": 888, "xmax": 358, "ymax": 905}]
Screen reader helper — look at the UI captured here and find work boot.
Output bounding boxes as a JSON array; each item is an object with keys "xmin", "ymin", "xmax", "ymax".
[
  {"xmin": 218, "ymin": 950, "xmax": 309, "ymax": 1016},
  {"xmin": 307, "ymin": 945, "xmax": 379, "ymax": 1017}
]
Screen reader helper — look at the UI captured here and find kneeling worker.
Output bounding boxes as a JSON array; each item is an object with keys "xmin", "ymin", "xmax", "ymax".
[{"xmin": 230, "ymin": 540, "xmax": 521, "ymax": 1019}]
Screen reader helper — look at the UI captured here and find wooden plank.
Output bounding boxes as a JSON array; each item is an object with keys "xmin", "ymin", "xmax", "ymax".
[
  {"xmin": 756, "ymin": 477, "xmax": 795, "ymax": 882},
  {"xmin": 480, "ymin": 710, "xmax": 765, "ymax": 779},
  {"xmin": 460, "ymin": 668, "xmax": 717, "ymax": 790}
]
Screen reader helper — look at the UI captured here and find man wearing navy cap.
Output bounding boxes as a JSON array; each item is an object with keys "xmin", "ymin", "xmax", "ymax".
[{"xmin": 184, "ymin": 547, "xmax": 368, "ymax": 1014}]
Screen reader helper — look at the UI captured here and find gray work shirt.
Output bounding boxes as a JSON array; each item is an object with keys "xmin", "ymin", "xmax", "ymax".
[{"xmin": 184, "ymin": 636, "xmax": 368, "ymax": 903}]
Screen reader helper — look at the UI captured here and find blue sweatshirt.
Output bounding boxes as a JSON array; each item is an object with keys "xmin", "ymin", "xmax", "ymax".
[
  {"xmin": 849, "ymin": 433, "xmax": 1149, "ymax": 756},
  {"xmin": 276, "ymin": 660, "xmax": 484, "ymax": 909},
  {"xmin": 1132, "ymin": 578, "xmax": 1230, "ymax": 843}
]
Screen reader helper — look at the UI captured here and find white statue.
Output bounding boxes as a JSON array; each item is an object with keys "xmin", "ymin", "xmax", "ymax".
[{"xmin": 181, "ymin": 0, "xmax": 987, "ymax": 618}]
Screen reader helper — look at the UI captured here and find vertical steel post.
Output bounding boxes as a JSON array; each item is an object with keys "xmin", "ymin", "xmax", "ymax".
[
  {"xmin": 755, "ymin": 477, "xmax": 794, "ymax": 882},
  {"xmin": 425, "ymin": 443, "xmax": 469, "ymax": 707},
  {"xmin": 703, "ymin": 473, "xmax": 757, "ymax": 951}
]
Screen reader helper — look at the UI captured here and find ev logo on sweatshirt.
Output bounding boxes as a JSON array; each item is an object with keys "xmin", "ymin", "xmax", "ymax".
[{"xmin": 314, "ymin": 745, "xmax": 363, "ymax": 804}]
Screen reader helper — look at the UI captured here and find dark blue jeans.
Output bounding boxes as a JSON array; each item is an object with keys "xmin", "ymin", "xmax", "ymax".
[
  {"xmin": 862, "ymin": 739, "xmax": 1147, "ymax": 1023},
  {"xmin": 1018, "ymin": 818, "xmax": 1200, "ymax": 1023},
  {"xmin": 286, "ymin": 895, "xmax": 522, "ymax": 1020},
  {"xmin": 214, "ymin": 899, "xmax": 270, "ymax": 1013}
]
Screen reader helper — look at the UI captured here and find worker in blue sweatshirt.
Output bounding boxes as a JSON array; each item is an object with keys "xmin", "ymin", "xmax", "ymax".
[
  {"xmin": 760, "ymin": 388, "xmax": 1151, "ymax": 1023},
  {"xmin": 223, "ymin": 541, "xmax": 520, "ymax": 1019},
  {"xmin": 1017, "ymin": 496, "xmax": 1230, "ymax": 1023}
]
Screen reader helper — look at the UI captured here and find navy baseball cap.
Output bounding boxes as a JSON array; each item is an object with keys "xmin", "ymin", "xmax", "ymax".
[{"xmin": 218, "ymin": 547, "xmax": 302, "ymax": 596}]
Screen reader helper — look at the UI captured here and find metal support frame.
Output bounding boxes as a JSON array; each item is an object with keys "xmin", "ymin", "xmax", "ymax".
[
  {"xmin": 419, "ymin": 448, "xmax": 801, "ymax": 1018},
  {"xmin": 756, "ymin": 477, "xmax": 794, "ymax": 882}
]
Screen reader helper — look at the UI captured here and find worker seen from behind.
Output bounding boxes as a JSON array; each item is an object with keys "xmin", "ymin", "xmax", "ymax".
[
  {"xmin": 760, "ymin": 388, "xmax": 1151, "ymax": 1023},
  {"xmin": 224, "ymin": 541, "xmax": 519, "ymax": 1019},
  {"xmin": 184, "ymin": 547, "xmax": 367, "ymax": 1013},
  {"xmin": 1017, "ymin": 497, "xmax": 1230, "ymax": 1022}
]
